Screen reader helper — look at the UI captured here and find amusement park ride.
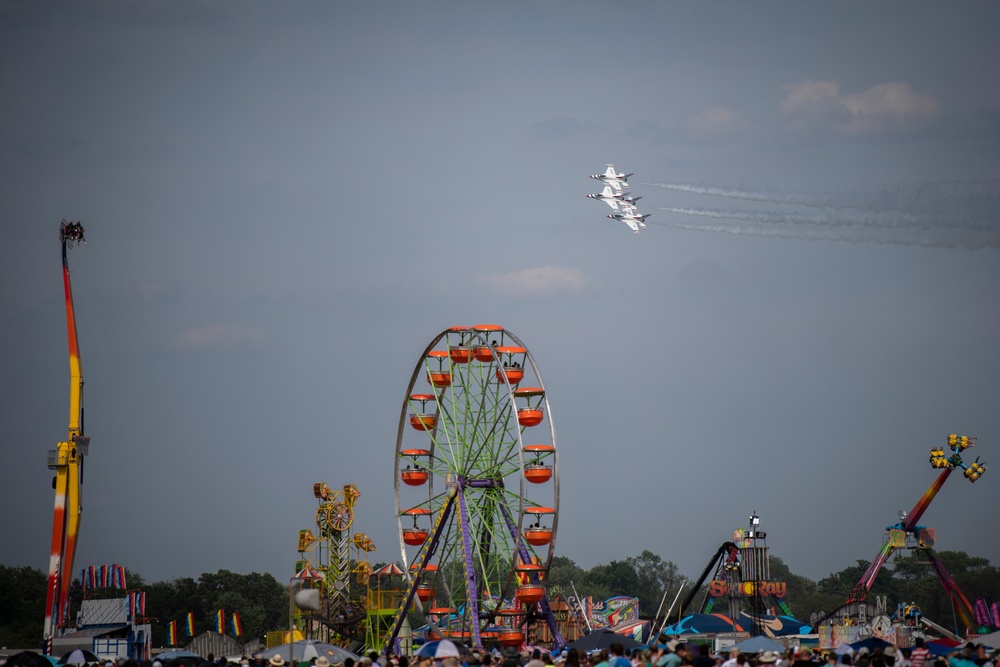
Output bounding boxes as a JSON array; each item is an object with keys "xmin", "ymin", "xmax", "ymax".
[
  {"xmin": 43, "ymin": 221, "xmax": 91, "ymax": 654},
  {"xmin": 291, "ymin": 483, "xmax": 378, "ymax": 644},
  {"xmin": 382, "ymin": 326, "xmax": 563, "ymax": 655},
  {"xmin": 820, "ymin": 435, "xmax": 989, "ymax": 640},
  {"xmin": 675, "ymin": 513, "xmax": 797, "ymax": 638}
]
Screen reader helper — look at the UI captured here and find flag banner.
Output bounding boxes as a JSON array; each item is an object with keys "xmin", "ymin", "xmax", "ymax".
[
  {"xmin": 99, "ymin": 565, "xmax": 108, "ymax": 588},
  {"xmin": 167, "ymin": 621, "xmax": 178, "ymax": 645},
  {"xmin": 185, "ymin": 612, "xmax": 195, "ymax": 636},
  {"xmin": 126, "ymin": 592, "xmax": 134, "ymax": 618},
  {"xmin": 111, "ymin": 564, "xmax": 119, "ymax": 589},
  {"xmin": 88, "ymin": 566, "xmax": 96, "ymax": 589},
  {"xmin": 81, "ymin": 569, "xmax": 88, "ymax": 591},
  {"xmin": 215, "ymin": 609, "xmax": 225, "ymax": 634},
  {"xmin": 136, "ymin": 591, "xmax": 146, "ymax": 616},
  {"xmin": 231, "ymin": 611, "xmax": 242, "ymax": 637},
  {"xmin": 118, "ymin": 565, "xmax": 127, "ymax": 590}
]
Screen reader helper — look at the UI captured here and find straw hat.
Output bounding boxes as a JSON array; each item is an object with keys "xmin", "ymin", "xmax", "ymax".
[{"xmin": 269, "ymin": 657, "xmax": 286, "ymax": 667}]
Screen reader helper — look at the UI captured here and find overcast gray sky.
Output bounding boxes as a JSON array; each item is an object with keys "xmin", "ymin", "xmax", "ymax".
[{"xmin": 2, "ymin": 1, "xmax": 999, "ymax": 601}]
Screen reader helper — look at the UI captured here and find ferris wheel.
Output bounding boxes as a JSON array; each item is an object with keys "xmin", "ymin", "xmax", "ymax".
[{"xmin": 392, "ymin": 325, "xmax": 562, "ymax": 650}]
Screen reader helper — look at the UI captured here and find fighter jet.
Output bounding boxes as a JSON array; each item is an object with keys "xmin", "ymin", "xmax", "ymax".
[
  {"xmin": 589, "ymin": 163, "xmax": 633, "ymax": 186},
  {"xmin": 587, "ymin": 183, "xmax": 642, "ymax": 210},
  {"xmin": 608, "ymin": 204, "xmax": 650, "ymax": 234}
]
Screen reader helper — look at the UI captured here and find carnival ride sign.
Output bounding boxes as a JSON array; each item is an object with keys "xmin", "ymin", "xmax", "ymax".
[
  {"xmin": 590, "ymin": 596, "xmax": 640, "ymax": 627},
  {"xmin": 708, "ymin": 580, "xmax": 788, "ymax": 597}
]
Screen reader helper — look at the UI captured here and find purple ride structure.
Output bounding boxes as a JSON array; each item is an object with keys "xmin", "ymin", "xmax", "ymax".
[{"xmin": 383, "ymin": 326, "xmax": 564, "ymax": 654}]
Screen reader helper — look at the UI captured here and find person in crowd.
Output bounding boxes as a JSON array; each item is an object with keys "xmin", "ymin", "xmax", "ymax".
[
  {"xmin": 590, "ymin": 651, "xmax": 610, "ymax": 667},
  {"xmin": 949, "ymin": 644, "xmax": 979, "ymax": 667},
  {"xmin": 721, "ymin": 649, "xmax": 748, "ymax": 667},
  {"xmin": 609, "ymin": 644, "xmax": 630, "ymax": 667},
  {"xmin": 658, "ymin": 642, "xmax": 682, "ymax": 667},
  {"xmin": 692, "ymin": 645, "xmax": 714, "ymax": 667},
  {"xmin": 909, "ymin": 640, "xmax": 930, "ymax": 667},
  {"xmin": 759, "ymin": 653, "xmax": 779, "ymax": 667},
  {"xmin": 790, "ymin": 648, "xmax": 814, "ymax": 667}
]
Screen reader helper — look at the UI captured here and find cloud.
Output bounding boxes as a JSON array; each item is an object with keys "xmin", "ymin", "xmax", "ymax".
[
  {"xmin": 530, "ymin": 116, "xmax": 601, "ymax": 140},
  {"xmin": 685, "ymin": 105, "xmax": 748, "ymax": 137},
  {"xmin": 173, "ymin": 323, "xmax": 267, "ymax": 349},
  {"xmin": 476, "ymin": 265, "xmax": 588, "ymax": 297},
  {"xmin": 780, "ymin": 80, "xmax": 941, "ymax": 134}
]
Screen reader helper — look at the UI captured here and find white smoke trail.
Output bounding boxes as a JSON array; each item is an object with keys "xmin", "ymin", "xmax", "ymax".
[
  {"xmin": 658, "ymin": 206, "xmax": 936, "ymax": 230},
  {"xmin": 641, "ymin": 180, "xmax": 1000, "ymax": 224},
  {"xmin": 655, "ymin": 220, "xmax": 1000, "ymax": 250}
]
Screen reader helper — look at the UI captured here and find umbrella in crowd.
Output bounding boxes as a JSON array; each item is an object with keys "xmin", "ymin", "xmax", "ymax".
[
  {"xmin": 849, "ymin": 637, "xmax": 893, "ymax": 653},
  {"xmin": 565, "ymin": 630, "xmax": 643, "ymax": 653},
  {"xmin": 58, "ymin": 650, "xmax": 99, "ymax": 666},
  {"xmin": 728, "ymin": 637, "xmax": 785, "ymax": 654},
  {"xmin": 6, "ymin": 652, "xmax": 55, "ymax": 667},
  {"xmin": 261, "ymin": 640, "xmax": 359, "ymax": 664},
  {"xmin": 415, "ymin": 640, "xmax": 472, "ymax": 659},
  {"xmin": 153, "ymin": 651, "xmax": 204, "ymax": 664}
]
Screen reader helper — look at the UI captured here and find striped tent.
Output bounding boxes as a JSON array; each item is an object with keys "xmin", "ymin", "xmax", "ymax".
[{"xmin": 372, "ymin": 562, "xmax": 405, "ymax": 577}]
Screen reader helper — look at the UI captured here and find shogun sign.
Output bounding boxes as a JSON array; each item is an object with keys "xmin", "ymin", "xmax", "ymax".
[{"xmin": 708, "ymin": 580, "xmax": 787, "ymax": 598}]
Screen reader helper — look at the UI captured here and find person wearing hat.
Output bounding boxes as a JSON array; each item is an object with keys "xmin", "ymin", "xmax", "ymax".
[
  {"xmin": 590, "ymin": 650, "xmax": 610, "ymax": 667},
  {"xmin": 316, "ymin": 658, "xmax": 331, "ymax": 667},
  {"xmin": 760, "ymin": 653, "xmax": 779, "ymax": 665},
  {"xmin": 269, "ymin": 657, "xmax": 286, "ymax": 667}
]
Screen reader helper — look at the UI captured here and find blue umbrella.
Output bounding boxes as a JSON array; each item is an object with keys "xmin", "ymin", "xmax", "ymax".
[
  {"xmin": 415, "ymin": 641, "xmax": 471, "ymax": 658},
  {"xmin": 729, "ymin": 637, "xmax": 784, "ymax": 654},
  {"xmin": 849, "ymin": 638, "xmax": 892, "ymax": 653},
  {"xmin": 154, "ymin": 651, "xmax": 204, "ymax": 662}
]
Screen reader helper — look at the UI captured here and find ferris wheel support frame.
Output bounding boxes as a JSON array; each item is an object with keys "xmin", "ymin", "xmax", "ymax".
[
  {"xmin": 381, "ymin": 491, "xmax": 457, "ymax": 656},
  {"xmin": 498, "ymin": 503, "xmax": 564, "ymax": 646}
]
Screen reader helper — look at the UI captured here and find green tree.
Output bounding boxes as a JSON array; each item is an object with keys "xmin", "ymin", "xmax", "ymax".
[
  {"xmin": 544, "ymin": 556, "xmax": 587, "ymax": 600},
  {"xmin": 0, "ymin": 565, "xmax": 47, "ymax": 648},
  {"xmin": 625, "ymin": 550, "xmax": 684, "ymax": 620}
]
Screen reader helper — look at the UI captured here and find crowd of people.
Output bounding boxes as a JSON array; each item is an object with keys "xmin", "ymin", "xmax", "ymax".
[{"xmin": 3, "ymin": 640, "xmax": 997, "ymax": 667}]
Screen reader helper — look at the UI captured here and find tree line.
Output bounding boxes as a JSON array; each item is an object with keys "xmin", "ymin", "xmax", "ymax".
[{"xmin": 2, "ymin": 549, "xmax": 998, "ymax": 650}]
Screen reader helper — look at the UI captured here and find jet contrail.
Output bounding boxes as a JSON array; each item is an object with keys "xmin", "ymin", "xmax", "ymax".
[
  {"xmin": 641, "ymin": 180, "xmax": 1000, "ymax": 221},
  {"xmin": 657, "ymin": 206, "xmax": 938, "ymax": 230},
  {"xmin": 656, "ymin": 220, "xmax": 1000, "ymax": 250}
]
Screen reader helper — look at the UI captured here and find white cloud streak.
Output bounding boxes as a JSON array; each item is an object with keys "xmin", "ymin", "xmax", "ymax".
[
  {"xmin": 476, "ymin": 266, "xmax": 588, "ymax": 297},
  {"xmin": 173, "ymin": 323, "xmax": 267, "ymax": 349},
  {"xmin": 780, "ymin": 80, "xmax": 941, "ymax": 134}
]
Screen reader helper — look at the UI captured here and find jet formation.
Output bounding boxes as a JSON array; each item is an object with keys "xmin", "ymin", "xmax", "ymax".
[{"xmin": 588, "ymin": 164, "xmax": 649, "ymax": 234}]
